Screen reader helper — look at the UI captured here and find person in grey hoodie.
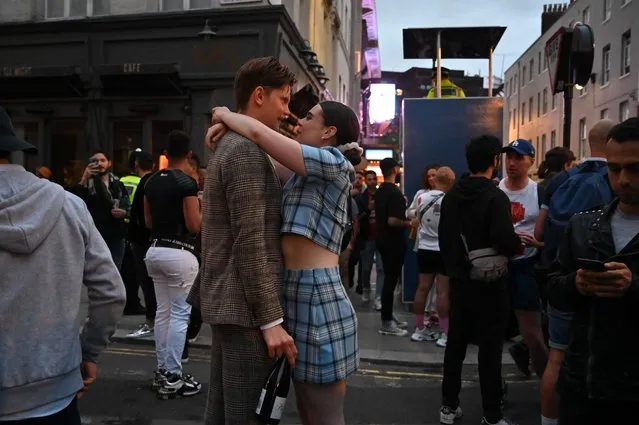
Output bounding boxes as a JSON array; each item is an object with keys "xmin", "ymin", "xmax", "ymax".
[{"xmin": 0, "ymin": 107, "xmax": 126, "ymax": 424}]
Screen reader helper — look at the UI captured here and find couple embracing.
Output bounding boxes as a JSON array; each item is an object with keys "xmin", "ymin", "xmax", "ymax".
[{"xmin": 190, "ymin": 57, "xmax": 361, "ymax": 425}]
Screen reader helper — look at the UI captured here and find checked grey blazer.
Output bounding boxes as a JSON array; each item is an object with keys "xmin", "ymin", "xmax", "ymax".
[{"xmin": 192, "ymin": 131, "xmax": 284, "ymax": 329}]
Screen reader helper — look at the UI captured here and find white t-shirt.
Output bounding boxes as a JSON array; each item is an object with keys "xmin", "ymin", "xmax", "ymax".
[
  {"xmin": 415, "ymin": 190, "xmax": 445, "ymax": 251},
  {"xmin": 499, "ymin": 178, "xmax": 539, "ymax": 260},
  {"xmin": 407, "ymin": 189, "xmax": 428, "ymax": 219}
]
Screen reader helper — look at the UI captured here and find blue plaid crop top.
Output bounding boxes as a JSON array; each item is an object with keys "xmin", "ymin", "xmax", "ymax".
[{"xmin": 281, "ymin": 145, "xmax": 354, "ymax": 255}]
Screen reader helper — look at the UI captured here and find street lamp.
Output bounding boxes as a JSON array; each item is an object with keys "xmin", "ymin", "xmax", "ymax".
[{"xmin": 198, "ymin": 19, "xmax": 217, "ymax": 39}]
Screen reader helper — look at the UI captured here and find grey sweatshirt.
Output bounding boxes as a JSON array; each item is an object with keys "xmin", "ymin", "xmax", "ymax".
[{"xmin": 0, "ymin": 165, "xmax": 126, "ymax": 418}]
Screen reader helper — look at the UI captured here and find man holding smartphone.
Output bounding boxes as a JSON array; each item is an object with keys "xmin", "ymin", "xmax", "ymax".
[
  {"xmin": 73, "ymin": 151, "xmax": 130, "ymax": 270},
  {"xmin": 547, "ymin": 117, "xmax": 639, "ymax": 424}
]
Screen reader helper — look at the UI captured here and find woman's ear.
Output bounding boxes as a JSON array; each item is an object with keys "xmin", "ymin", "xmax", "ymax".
[{"xmin": 322, "ymin": 125, "xmax": 337, "ymax": 142}]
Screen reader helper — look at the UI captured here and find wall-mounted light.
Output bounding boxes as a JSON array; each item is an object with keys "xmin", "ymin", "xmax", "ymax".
[
  {"xmin": 317, "ymin": 68, "xmax": 330, "ymax": 86},
  {"xmin": 396, "ymin": 88, "xmax": 404, "ymax": 96},
  {"xmin": 198, "ymin": 19, "xmax": 217, "ymax": 39},
  {"xmin": 299, "ymin": 40, "xmax": 317, "ymax": 63}
]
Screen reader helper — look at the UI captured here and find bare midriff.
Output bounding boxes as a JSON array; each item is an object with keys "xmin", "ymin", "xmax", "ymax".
[{"xmin": 281, "ymin": 234, "xmax": 339, "ymax": 270}]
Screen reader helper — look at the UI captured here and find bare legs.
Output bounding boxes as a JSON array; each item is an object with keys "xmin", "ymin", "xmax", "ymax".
[
  {"xmin": 515, "ymin": 310, "xmax": 549, "ymax": 378},
  {"xmin": 294, "ymin": 380, "xmax": 347, "ymax": 425}
]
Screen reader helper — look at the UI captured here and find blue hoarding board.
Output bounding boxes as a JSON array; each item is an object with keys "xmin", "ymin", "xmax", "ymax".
[{"xmin": 401, "ymin": 97, "xmax": 504, "ymax": 303}]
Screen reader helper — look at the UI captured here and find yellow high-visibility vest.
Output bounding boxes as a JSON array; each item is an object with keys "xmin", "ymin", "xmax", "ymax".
[
  {"xmin": 120, "ymin": 174, "xmax": 140, "ymax": 204},
  {"xmin": 426, "ymin": 79, "xmax": 466, "ymax": 98}
]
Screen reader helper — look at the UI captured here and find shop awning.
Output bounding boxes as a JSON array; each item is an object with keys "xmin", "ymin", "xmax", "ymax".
[
  {"xmin": 402, "ymin": 26, "xmax": 507, "ymax": 59},
  {"xmin": 0, "ymin": 65, "xmax": 86, "ymax": 99},
  {"xmin": 95, "ymin": 63, "xmax": 184, "ymax": 97}
]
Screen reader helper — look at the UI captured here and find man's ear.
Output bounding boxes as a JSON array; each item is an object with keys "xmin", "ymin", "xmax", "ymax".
[{"xmin": 253, "ymin": 86, "xmax": 265, "ymax": 107}]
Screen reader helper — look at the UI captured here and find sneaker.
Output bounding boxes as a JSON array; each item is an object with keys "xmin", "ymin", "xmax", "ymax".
[
  {"xmin": 508, "ymin": 341, "xmax": 531, "ymax": 377},
  {"xmin": 157, "ymin": 373, "xmax": 201, "ymax": 399},
  {"xmin": 373, "ymin": 298, "xmax": 382, "ymax": 311},
  {"xmin": 379, "ymin": 321, "xmax": 408, "ymax": 337},
  {"xmin": 411, "ymin": 326, "xmax": 432, "ymax": 342},
  {"xmin": 480, "ymin": 417, "xmax": 518, "ymax": 425},
  {"xmin": 392, "ymin": 314, "xmax": 408, "ymax": 329},
  {"xmin": 152, "ymin": 369, "xmax": 168, "ymax": 391},
  {"xmin": 436, "ymin": 333, "xmax": 448, "ymax": 348},
  {"xmin": 439, "ymin": 406, "xmax": 463, "ymax": 424},
  {"xmin": 126, "ymin": 323, "xmax": 154, "ymax": 339},
  {"xmin": 361, "ymin": 290, "xmax": 370, "ymax": 303}
]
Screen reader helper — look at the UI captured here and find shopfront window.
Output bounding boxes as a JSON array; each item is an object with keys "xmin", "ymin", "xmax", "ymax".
[
  {"xmin": 50, "ymin": 121, "xmax": 87, "ymax": 187},
  {"xmin": 152, "ymin": 120, "xmax": 184, "ymax": 169},
  {"xmin": 113, "ymin": 121, "xmax": 144, "ymax": 177}
]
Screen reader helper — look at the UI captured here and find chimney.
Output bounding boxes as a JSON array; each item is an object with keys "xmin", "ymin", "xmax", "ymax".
[{"xmin": 542, "ymin": 3, "xmax": 569, "ymax": 34}]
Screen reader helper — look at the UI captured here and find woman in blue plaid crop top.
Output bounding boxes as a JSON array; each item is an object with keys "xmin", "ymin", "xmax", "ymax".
[{"xmin": 208, "ymin": 101, "xmax": 361, "ymax": 425}]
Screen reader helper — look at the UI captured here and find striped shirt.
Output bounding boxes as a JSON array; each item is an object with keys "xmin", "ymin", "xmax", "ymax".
[{"xmin": 281, "ymin": 145, "xmax": 354, "ymax": 255}]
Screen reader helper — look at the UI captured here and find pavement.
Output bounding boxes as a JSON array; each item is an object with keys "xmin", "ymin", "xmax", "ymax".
[
  {"xmin": 108, "ymin": 287, "xmax": 516, "ymax": 369},
  {"xmin": 79, "ymin": 343, "xmax": 540, "ymax": 425}
]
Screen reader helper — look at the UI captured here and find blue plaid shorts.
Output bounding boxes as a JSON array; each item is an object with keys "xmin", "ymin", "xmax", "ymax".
[{"xmin": 284, "ymin": 267, "xmax": 359, "ymax": 384}]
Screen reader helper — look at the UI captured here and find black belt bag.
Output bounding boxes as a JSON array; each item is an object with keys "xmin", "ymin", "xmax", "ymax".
[{"xmin": 151, "ymin": 238, "xmax": 200, "ymax": 262}]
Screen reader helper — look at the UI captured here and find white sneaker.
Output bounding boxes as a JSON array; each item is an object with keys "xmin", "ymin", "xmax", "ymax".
[
  {"xmin": 373, "ymin": 298, "xmax": 382, "ymax": 311},
  {"xmin": 410, "ymin": 327, "xmax": 432, "ymax": 342},
  {"xmin": 361, "ymin": 290, "xmax": 370, "ymax": 303},
  {"xmin": 392, "ymin": 314, "xmax": 408, "ymax": 329},
  {"xmin": 379, "ymin": 321, "xmax": 408, "ymax": 337},
  {"xmin": 436, "ymin": 333, "xmax": 448, "ymax": 348},
  {"xmin": 126, "ymin": 323, "xmax": 154, "ymax": 338},
  {"xmin": 439, "ymin": 406, "xmax": 463, "ymax": 424}
]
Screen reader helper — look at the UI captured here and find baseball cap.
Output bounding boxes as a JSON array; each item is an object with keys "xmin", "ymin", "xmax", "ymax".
[
  {"xmin": 502, "ymin": 139, "xmax": 535, "ymax": 157},
  {"xmin": 379, "ymin": 157, "xmax": 400, "ymax": 175},
  {"xmin": 0, "ymin": 107, "xmax": 37, "ymax": 155}
]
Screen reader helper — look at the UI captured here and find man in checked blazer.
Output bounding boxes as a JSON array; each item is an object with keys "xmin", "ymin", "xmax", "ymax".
[{"xmin": 191, "ymin": 57, "xmax": 298, "ymax": 425}]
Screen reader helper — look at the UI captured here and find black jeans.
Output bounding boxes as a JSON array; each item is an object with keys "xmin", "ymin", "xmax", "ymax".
[
  {"xmin": 378, "ymin": 243, "xmax": 405, "ymax": 321},
  {"xmin": 0, "ymin": 398, "xmax": 81, "ymax": 425},
  {"xmin": 130, "ymin": 242, "xmax": 157, "ymax": 322},
  {"xmin": 442, "ymin": 278, "xmax": 510, "ymax": 424},
  {"xmin": 559, "ymin": 390, "xmax": 639, "ymax": 424},
  {"xmin": 347, "ymin": 246, "xmax": 361, "ymax": 288}
]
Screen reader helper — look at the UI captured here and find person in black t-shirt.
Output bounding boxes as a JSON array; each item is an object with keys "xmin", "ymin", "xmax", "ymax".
[
  {"xmin": 125, "ymin": 151, "xmax": 156, "ymax": 339},
  {"xmin": 143, "ymin": 130, "xmax": 202, "ymax": 398},
  {"xmin": 375, "ymin": 158, "xmax": 413, "ymax": 337}
]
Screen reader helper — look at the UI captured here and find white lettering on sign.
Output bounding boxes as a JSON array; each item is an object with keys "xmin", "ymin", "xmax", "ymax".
[
  {"xmin": 123, "ymin": 63, "xmax": 141, "ymax": 73},
  {"xmin": 545, "ymin": 28, "xmax": 564, "ymax": 93},
  {"xmin": 2, "ymin": 66, "xmax": 32, "ymax": 77}
]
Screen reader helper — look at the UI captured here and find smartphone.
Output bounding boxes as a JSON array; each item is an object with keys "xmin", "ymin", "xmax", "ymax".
[
  {"xmin": 89, "ymin": 157, "xmax": 98, "ymax": 166},
  {"xmin": 576, "ymin": 258, "xmax": 606, "ymax": 272}
]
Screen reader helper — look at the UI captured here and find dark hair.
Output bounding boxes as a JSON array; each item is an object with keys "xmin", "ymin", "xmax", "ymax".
[
  {"xmin": 422, "ymin": 164, "xmax": 441, "ymax": 190},
  {"xmin": 91, "ymin": 149, "xmax": 110, "ymax": 161},
  {"xmin": 465, "ymin": 135, "xmax": 502, "ymax": 174},
  {"xmin": 537, "ymin": 147, "xmax": 575, "ymax": 179},
  {"xmin": 365, "ymin": 170, "xmax": 377, "ymax": 178},
  {"xmin": 166, "ymin": 130, "xmax": 191, "ymax": 159},
  {"xmin": 234, "ymin": 57, "xmax": 296, "ymax": 110},
  {"xmin": 136, "ymin": 153, "xmax": 153, "ymax": 171},
  {"xmin": 319, "ymin": 101, "xmax": 362, "ymax": 166},
  {"xmin": 190, "ymin": 152, "xmax": 201, "ymax": 170},
  {"xmin": 608, "ymin": 117, "xmax": 639, "ymax": 144}
]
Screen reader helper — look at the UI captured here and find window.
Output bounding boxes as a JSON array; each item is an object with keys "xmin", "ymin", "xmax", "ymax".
[
  {"xmin": 620, "ymin": 101, "xmax": 631, "ymax": 121},
  {"xmin": 542, "ymin": 88, "xmax": 548, "ymax": 114},
  {"xmin": 513, "ymin": 108, "xmax": 517, "ymax": 129},
  {"xmin": 529, "ymin": 97, "xmax": 533, "ymax": 122},
  {"xmin": 45, "ymin": 0, "xmax": 86, "ymax": 18},
  {"xmin": 537, "ymin": 92, "xmax": 541, "ymax": 117},
  {"xmin": 582, "ymin": 6, "xmax": 590, "ymax": 24},
  {"xmin": 602, "ymin": 44, "xmax": 611, "ymax": 84},
  {"xmin": 538, "ymin": 52, "xmax": 542, "ymax": 74},
  {"xmin": 579, "ymin": 82, "xmax": 588, "ymax": 96},
  {"xmin": 603, "ymin": 0, "xmax": 611, "ymax": 21},
  {"xmin": 536, "ymin": 136, "xmax": 540, "ymax": 161},
  {"xmin": 543, "ymin": 52, "xmax": 548, "ymax": 70},
  {"xmin": 92, "ymin": 0, "xmax": 110, "ymax": 15},
  {"xmin": 579, "ymin": 118, "xmax": 587, "ymax": 158},
  {"xmin": 621, "ymin": 31, "xmax": 631, "ymax": 76},
  {"xmin": 541, "ymin": 133, "xmax": 547, "ymax": 157},
  {"xmin": 551, "ymin": 130, "xmax": 557, "ymax": 148},
  {"xmin": 160, "ymin": 0, "xmax": 211, "ymax": 11},
  {"xmin": 601, "ymin": 108, "xmax": 609, "ymax": 119},
  {"xmin": 551, "ymin": 93, "xmax": 557, "ymax": 110},
  {"xmin": 521, "ymin": 67, "xmax": 526, "ymax": 87},
  {"xmin": 529, "ymin": 59, "xmax": 534, "ymax": 81},
  {"xmin": 521, "ymin": 103, "xmax": 526, "ymax": 124}
]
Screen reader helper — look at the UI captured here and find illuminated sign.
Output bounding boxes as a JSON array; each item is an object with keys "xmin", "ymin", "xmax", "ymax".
[
  {"xmin": 365, "ymin": 149, "xmax": 394, "ymax": 161},
  {"xmin": 368, "ymin": 83, "xmax": 396, "ymax": 124}
]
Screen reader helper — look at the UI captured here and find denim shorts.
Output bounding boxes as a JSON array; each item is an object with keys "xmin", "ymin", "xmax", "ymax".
[
  {"xmin": 507, "ymin": 258, "xmax": 541, "ymax": 311},
  {"xmin": 547, "ymin": 305, "xmax": 573, "ymax": 351}
]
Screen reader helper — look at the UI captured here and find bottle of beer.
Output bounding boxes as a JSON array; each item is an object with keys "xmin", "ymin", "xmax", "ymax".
[{"xmin": 255, "ymin": 356, "xmax": 290, "ymax": 424}]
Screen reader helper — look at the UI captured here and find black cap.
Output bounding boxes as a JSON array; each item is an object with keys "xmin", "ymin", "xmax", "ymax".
[
  {"xmin": 380, "ymin": 157, "xmax": 400, "ymax": 174},
  {"xmin": 0, "ymin": 108, "xmax": 37, "ymax": 155}
]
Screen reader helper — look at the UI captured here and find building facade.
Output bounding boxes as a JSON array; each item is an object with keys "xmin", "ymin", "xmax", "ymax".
[
  {"xmin": 1, "ymin": 0, "xmax": 362, "ymax": 184},
  {"xmin": 503, "ymin": 0, "xmax": 638, "ymax": 164}
]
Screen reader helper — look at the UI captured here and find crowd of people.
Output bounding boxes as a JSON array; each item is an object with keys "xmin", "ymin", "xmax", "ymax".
[{"xmin": 1, "ymin": 53, "xmax": 639, "ymax": 425}]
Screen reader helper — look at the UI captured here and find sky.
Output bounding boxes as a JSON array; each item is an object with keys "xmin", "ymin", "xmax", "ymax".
[{"xmin": 376, "ymin": 0, "xmax": 551, "ymax": 78}]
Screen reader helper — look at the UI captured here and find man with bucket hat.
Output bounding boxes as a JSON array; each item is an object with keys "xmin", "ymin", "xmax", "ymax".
[{"xmin": 0, "ymin": 107, "xmax": 125, "ymax": 424}]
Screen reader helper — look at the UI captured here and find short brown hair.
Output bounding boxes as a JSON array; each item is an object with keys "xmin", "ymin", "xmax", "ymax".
[{"xmin": 234, "ymin": 57, "xmax": 296, "ymax": 110}]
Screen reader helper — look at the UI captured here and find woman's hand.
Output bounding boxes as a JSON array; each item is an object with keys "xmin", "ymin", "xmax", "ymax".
[
  {"xmin": 211, "ymin": 106, "xmax": 230, "ymax": 125},
  {"xmin": 205, "ymin": 123, "xmax": 228, "ymax": 151}
]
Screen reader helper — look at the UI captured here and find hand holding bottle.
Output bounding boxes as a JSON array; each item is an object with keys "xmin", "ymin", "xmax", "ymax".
[{"xmin": 261, "ymin": 324, "xmax": 297, "ymax": 367}]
